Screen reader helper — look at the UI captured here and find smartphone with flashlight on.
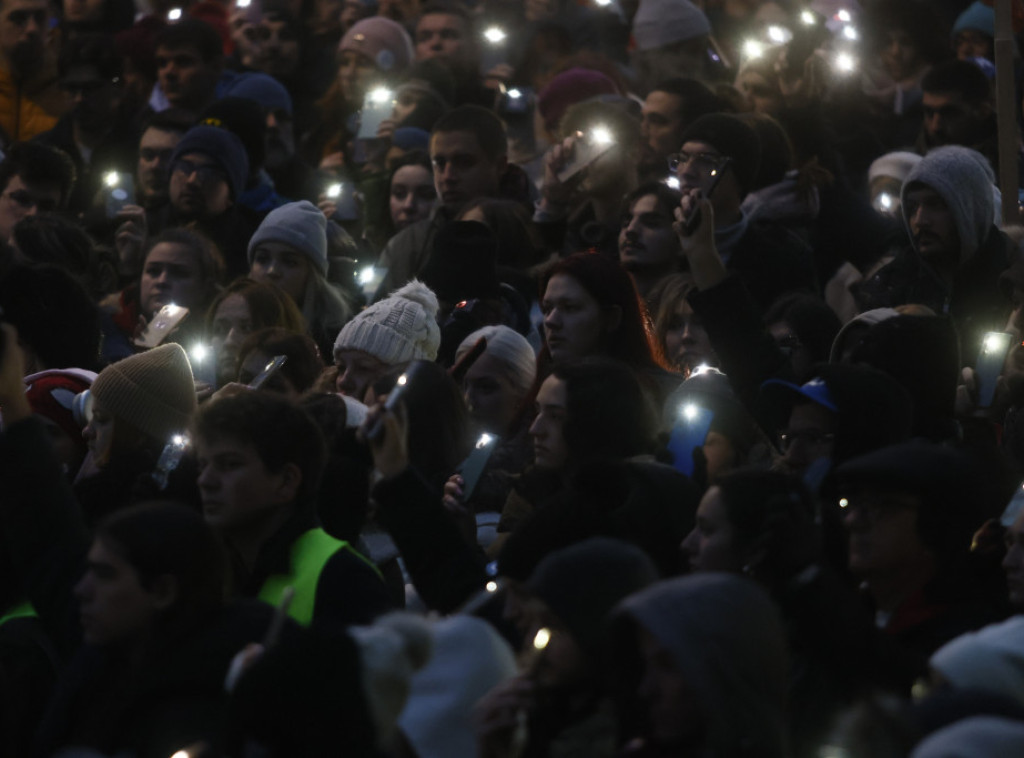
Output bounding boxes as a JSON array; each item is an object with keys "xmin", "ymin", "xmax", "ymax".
[
  {"xmin": 666, "ymin": 402, "xmax": 715, "ymax": 477},
  {"xmin": 325, "ymin": 181, "xmax": 360, "ymax": 221},
  {"xmin": 976, "ymin": 331, "xmax": 1014, "ymax": 408},
  {"xmin": 357, "ymin": 87, "xmax": 395, "ymax": 139},
  {"xmin": 556, "ymin": 126, "xmax": 616, "ymax": 183},
  {"xmin": 457, "ymin": 433, "xmax": 500, "ymax": 502},
  {"xmin": 134, "ymin": 304, "xmax": 189, "ymax": 348},
  {"xmin": 365, "ymin": 362, "xmax": 423, "ymax": 442},
  {"xmin": 681, "ymin": 156, "xmax": 731, "ymax": 235},
  {"xmin": 102, "ymin": 171, "xmax": 134, "ymax": 218},
  {"xmin": 479, "ymin": 25, "xmax": 509, "ymax": 74},
  {"xmin": 247, "ymin": 355, "xmax": 288, "ymax": 391}
]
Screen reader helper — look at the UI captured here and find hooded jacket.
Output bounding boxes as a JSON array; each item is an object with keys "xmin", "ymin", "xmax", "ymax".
[
  {"xmin": 858, "ymin": 146, "xmax": 1012, "ymax": 349},
  {"xmin": 615, "ymin": 574, "xmax": 789, "ymax": 758}
]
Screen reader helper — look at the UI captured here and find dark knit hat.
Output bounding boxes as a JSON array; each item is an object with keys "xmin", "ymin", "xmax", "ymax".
[
  {"xmin": 679, "ymin": 113, "xmax": 761, "ymax": 197},
  {"xmin": 170, "ymin": 124, "xmax": 250, "ymax": 201},
  {"xmin": 420, "ymin": 221, "xmax": 502, "ymax": 302},
  {"xmin": 527, "ymin": 537, "xmax": 658, "ymax": 661},
  {"xmin": 91, "ymin": 343, "xmax": 197, "ymax": 441},
  {"xmin": 201, "ymin": 97, "xmax": 266, "ymax": 173},
  {"xmin": 225, "ymin": 72, "xmax": 293, "ymax": 116},
  {"xmin": 537, "ymin": 67, "xmax": 619, "ymax": 133}
]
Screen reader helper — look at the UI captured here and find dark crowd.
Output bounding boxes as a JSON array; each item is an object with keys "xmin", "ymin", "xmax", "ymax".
[{"xmin": 6, "ymin": 0, "xmax": 1024, "ymax": 755}]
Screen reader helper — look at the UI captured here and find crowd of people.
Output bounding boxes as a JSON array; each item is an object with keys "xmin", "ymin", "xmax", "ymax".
[{"xmin": 4, "ymin": 0, "xmax": 1024, "ymax": 755}]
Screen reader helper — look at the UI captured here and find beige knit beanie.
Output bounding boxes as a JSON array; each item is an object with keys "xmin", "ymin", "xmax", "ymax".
[
  {"xmin": 333, "ymin": 280, "xmax": 441, "ymax": 365},
  {"xmin": 91, "ymin": 343, "xmax": 197, "ymax": 441}
]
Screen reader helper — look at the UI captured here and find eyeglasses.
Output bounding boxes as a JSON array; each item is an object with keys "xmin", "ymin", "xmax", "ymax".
[
  {"xmin": 172, "ymin": 159, "xmax": 227, "ymax": 186},
  {"xmin": 777, "ymin": 429, "xmax": 835, "ymax": 451},
  {"xmin": 668, "ymin": 150, "xmax": 728, "ymax": 174},
  {"xmin": 3, "ymin": 189, "xmax": 57, "ymax": 212}
]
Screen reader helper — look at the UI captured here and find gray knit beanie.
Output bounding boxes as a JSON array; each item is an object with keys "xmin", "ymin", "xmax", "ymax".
[
  {"xmin": 632, "ymin": 0, "xmax": 711, "ymax": 52},
  {"xmin": 333, "ymin": 280, "xmax": 441, "ymax": 365},
  {"xmin": 901, "ymin": 145, "xmax": 995, "ymax": 266},
  {"xmin": 91, "ymin": 343, "xmax": 197, "ymax": 441},
  {"xmin": 247, "ymin": 201, "xmax": 329, "ymax": 276}
]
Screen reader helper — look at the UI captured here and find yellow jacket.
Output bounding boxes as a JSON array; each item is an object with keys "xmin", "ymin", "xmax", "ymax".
[{"xmin": 0, "ymin": 56, "xmax": 68, "ymax": 142}]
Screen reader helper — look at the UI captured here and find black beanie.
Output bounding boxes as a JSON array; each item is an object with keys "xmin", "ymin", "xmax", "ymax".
[
  {"xmin": 527, "ymin": 537, "xmax": 659, "ymax": 662},
  {"xmin": 679, "ymin": 113, "xmax": 761, "ymax": 197},
  {"xmin": 201, "ymin": 96, "xmax": 267, "ymax": 174},
  {"xmin": 421, "ymin": 220, "xmax": 502, "ymax": 303}
]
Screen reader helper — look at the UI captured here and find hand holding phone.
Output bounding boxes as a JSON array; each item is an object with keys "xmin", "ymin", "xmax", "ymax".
[
  {"xmin": 680, "ymin": 157, "xmax": 731, "ymax": 235},
  {"xmin": 555, "ymin": 126, "xmax": 616, "ymax": 183},
  {"xmin": 976, "ymin": 331, "xmax": 1014, "ymax": 408},
  {"xmin": 357, "ymin": 87, "xmax": 395, "ymax": 139},
  {"xmin": 134, "ymin": 304, "xmax": 189, "ymax": 348}
]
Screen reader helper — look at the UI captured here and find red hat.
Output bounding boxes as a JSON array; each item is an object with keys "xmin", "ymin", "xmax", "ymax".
[{"xmin": 23, "ymin": 369, "xmax": 97, "ymax": 461}]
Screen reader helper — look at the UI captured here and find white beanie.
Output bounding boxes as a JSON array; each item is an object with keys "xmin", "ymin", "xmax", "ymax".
[
  {"xmin": 929, "ymin": 615, "xmax": 1024, "ymax": 707},
  {"xmin": 398, "ymin": 616, "xmax": 518, "ymax": 758},
  {"xmin": 247, "ymin": 200, "xmax": 329, "ymax": 276},
  {"xmin": 868, "ymin": 151, "xmax": 922, "ymax": 185},
  {"xmin": 333, "ymin": 280, "xmax": 441, "ymax": 365},
  {"xmin": 349, "ymin": 612, "xmax": 433, "ymax": 752}
]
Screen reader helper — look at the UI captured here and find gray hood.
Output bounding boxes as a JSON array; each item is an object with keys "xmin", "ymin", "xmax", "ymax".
[
  {"xmin": 900, "ymin": 145, "xmax": 995, "ymax": 266},
  {"xmin": 616, "ymin": 574, "xmax": 789, "ymax": 758}
]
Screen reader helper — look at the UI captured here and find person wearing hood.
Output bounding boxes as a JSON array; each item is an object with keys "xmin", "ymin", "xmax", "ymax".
[
  {"xmin": 477, "ymin": 538, "xmax": 659, "ymax": 758},
  {"xmin": 612, "ymin": 573, "xmax": 789, "ymax": 758},
  {"xmin": 858, "ymin": 145, "xmax": 1014, "ymax": 354}
]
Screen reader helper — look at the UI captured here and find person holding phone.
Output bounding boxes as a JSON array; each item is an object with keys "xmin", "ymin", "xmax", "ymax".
[{"xmin": 672, "ymin": 113, "xmax": 815, "ymax": 314}]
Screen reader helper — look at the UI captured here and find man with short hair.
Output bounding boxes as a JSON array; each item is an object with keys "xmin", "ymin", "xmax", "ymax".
[
  {"xmin": 35, "ymin": 33, "xmax": 137, "ymax": 214},
  {"xmin": 619, "ymin": 181, "xmax": 684, "ymax": 301},
  {"xmin": 376, "ymin": 104, "xmax": 509, "ymax": 293},
  {"xmin": 0, "ymin": 140, "xmax": 74, "ymax": 241},
  {"xmin": 917, "ymin": 59, "xmax": 996, "ymax": 165},
  {"xmin": 196, "ymin": 391, "xmax": 390, "ymax": 627},
  {"xmin": 0, "ymin": 0, "xmax": 66, "ymax": 140},
  {"xmin": 638, "ymin": 78, "xmax": 720, "ymax": 183},
  {"xmin": 152, "ymin": 18, "xmax": 225, "ymax": 115},
  {"xmin": 413, "ymin": 2, "xmax": 490, "ymax": 107},
  {"xmin": 135, "ymin": 108, "xmax": 194, "ymax": 212}
]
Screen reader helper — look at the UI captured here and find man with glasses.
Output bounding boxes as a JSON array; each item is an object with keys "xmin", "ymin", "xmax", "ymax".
[
  {"xmin": 35, "ymin": 33, "xmax": 137, "ymax": 215},
  {"xmin": 761, "ymin": 364, "xmax": 913, "ymax": 481},
  {"xmin": 672, "ymin": 113, "xmax": 815, "ymax": 313},
  {"xmin": 0, "ymin": 0, "xmax": 66, "ymax": 140},
  {"xmin": 836, "ymin": 443, "xmax": 1001, "ymax": 660},
  {"xmin": 155, "ymin": 124, "xmax": 260, "ymax": 277},
  {"xmin": 0, "ymin": 140, "xmax": 74, "ymax": 243}
]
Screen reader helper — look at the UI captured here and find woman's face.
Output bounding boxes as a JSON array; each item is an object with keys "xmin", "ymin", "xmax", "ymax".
[
  {"xmin": 529, "ymin": 375, "xmax": 570, "ymax": 470},
  {"xmin": 337, "ymin": 49, "xmax": 377, "ymax": 103},
  {"xmin": 389, "ymin": 164, "xmax": 437, "ymax": 230},
  {"xmin": 881, "ymin": 30, "xmax": 921, "ymax": 82},
  {"xmin": 542, "ymin": 274, "xmax": 608, "ymax": 362},
  {"xmin": 463, "ymin": 352, "xmax": 523, "ymax": 436},
  {"xmin": 663, "ymin": 300, "xmax": 716, "ymax": 376},
  {"xmin": 249, "ymin": 242, "xmax": 311, "ymax": 303},
  {"xmin": 74, "ymin": 538, "xmax": 170, "ymax": 646},
  {"xmin": 82, "ymin": 399, "xmax": 116, "ymax": 468},
  {"xmin": 681, "ymin": 486, "xmax": 742, "ymax": 574},
  {"xmin": 210, "ymin": 294, "xmax": 254, "ymax": 386},
  {"xmin": 139, "ymin": 242, "xmax": 207, "ymax": 319}
]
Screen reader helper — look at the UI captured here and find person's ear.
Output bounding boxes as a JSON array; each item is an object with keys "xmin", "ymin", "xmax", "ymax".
[
  {"xmin": 149, "ymin": 574, "xmax": 179, "ymax": 612},
  {"xmin": 276, "ymin": 461, "xmax": 303, "ymax": 503}
]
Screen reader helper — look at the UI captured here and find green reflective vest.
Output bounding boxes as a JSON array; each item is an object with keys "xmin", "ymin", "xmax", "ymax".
[
  {"xmin": 0, "ymin": 600, "xmax": 35, "ymax": 627},
  {"xmin": 258, "ymin": 528, "xmax": 380, "ymax": 626}
]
